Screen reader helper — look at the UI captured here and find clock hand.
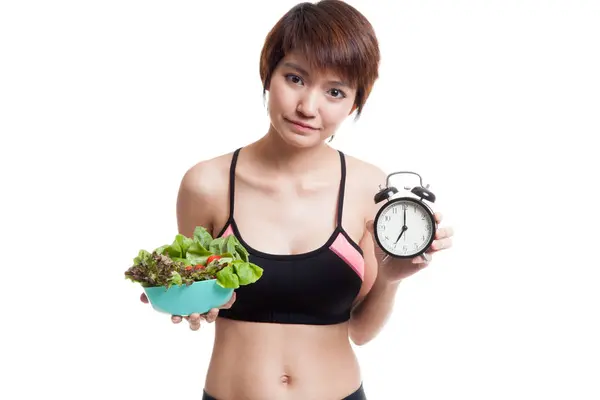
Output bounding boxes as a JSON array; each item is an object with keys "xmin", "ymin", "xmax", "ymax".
[
  {"xmin": 394, "ymin": 226, "xmax": 407, "ymax": 244},
  {"xmin": 402, "ymin": 207, "xmax": 407, "ymax": 241},
  {"xmin": 395, "ymin": 206, "xmax": 409, "ymax": 243}
]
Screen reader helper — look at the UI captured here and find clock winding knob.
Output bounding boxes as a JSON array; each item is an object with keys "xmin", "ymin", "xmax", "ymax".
[{"xmin": 374, "ymin": 186, "xmax": 399, "ymax": 204}]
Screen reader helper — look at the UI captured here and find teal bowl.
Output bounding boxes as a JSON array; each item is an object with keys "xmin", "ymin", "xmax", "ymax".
[{"xmin": 143, "ymin": 279, "xmax": 234, "ymax": 316}]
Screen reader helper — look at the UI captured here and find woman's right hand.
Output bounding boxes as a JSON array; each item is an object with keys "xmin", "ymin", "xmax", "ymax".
[{"xmin": 139, "ymin": 292, "xmax": 237, "ymax": 331}]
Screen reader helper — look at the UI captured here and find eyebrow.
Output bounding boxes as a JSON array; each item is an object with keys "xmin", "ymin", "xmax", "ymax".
[{"xmin": 282, "ymin": 62, "xmax": 350, "ymax": 88}]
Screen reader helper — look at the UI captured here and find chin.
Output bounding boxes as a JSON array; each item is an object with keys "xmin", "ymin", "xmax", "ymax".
[
  {"xmin": 274, "ymin": 119, "xmax": 327, "ymax": 148},
  {"xmin": 282, "ymin": 129, "xmax": 325, "ymax": 149}
]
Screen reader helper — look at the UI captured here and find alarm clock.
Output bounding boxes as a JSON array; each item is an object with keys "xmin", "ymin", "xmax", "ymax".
[{"xmin": 373, "ymin": 171, "xmax": 437, "ymax": 259}]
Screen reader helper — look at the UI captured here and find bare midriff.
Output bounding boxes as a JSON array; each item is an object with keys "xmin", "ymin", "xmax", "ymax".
[{"xmin": 203, "ymin": 317, "xmax": 362, "ymax": 400}]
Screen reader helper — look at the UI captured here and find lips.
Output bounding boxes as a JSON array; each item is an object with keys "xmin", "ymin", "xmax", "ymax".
[{"xmin": 284, "ymin": 118, "xmax": 318, "ymax": 130}]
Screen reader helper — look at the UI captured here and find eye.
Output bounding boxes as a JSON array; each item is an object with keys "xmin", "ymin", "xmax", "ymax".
[
  {"xmin": 328, "ymin": 88, "xmax": 347, "ymax": 99},
  {"xmin": 285, "ymin": 74, "xmax": 304, "ymax": 86}
]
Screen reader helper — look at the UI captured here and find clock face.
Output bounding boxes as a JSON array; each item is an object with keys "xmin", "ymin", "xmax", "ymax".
[{"xmin": 375, "ymin": 198, "xmax": 436, "ymax": 257}]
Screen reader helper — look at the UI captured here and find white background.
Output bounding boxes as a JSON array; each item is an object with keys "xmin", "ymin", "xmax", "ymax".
[{"xmin": 1, "ymin": 0, "xmax": 599, "ymax": 399}]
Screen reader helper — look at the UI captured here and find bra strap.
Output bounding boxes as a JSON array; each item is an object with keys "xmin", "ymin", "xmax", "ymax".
[
  {"xmin": 336, "ymin": 150, "xmax": 347, "ymax": 227},
  {"xmin": 228, "ymin": 148, "xmax": 241, "ymax": 219}
]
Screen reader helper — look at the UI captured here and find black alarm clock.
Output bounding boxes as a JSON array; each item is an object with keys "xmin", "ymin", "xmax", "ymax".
[{"xmin": 373, "ymin": 171, "xmax": 437, "ymax": 259}]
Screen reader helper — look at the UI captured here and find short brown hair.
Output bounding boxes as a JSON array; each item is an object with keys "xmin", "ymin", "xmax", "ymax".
[{"xmin": 259, "ymin": 0, "xmax": 380, "ymax": 119}]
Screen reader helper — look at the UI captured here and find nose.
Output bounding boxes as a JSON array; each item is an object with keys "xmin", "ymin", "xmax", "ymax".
[{"xmin": 296, "ymin": 89, "xmax": 318, "ymax": 118}]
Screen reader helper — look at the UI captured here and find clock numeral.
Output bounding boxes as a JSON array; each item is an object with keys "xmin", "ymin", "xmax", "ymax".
[
  {"xmin": 378, "ymin": 224, "xmax": 386, "ymax": 231},
  {"xmin": 421, "ymin": 215, "xmax": 427, "ymax": 220},
  {"xmin": 385, "ymin": 215, "xmax": 391, "ymax": 222},
  {"xmin": 384, "ymin": 235, "xmax": 390, "ymax": 241},
  {"xmin": 392, "ymin": 207, "xmax": 398, "ymax": 214},
  {"xmin": 414, "ymin": 243, "xmax": 419, "ymax": 250}
]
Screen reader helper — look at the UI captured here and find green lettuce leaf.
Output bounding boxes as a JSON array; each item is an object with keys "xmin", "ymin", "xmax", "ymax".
[
  {"xmin": 133, "ymin": 249, "xmax": 153, "ymax": 265},
  {"xmin": 232, "ymin": 260, "xmax": 263, "ymax": 285},
  {"xmin": 234, "ymin": 242, "xmax": 249, "ymax": 262},
  {"xmin": 193, "ymin": 226, "xmax": 213, "ymax": 249},
  {"xmin": 216, "ymin": 265, "xmax": 240, "ymax": 289},
  {"xmin": 186, "ymin": 241, "xmax": 212, "ymax": 265},
  {"xmin": 207, "ymin": 237, "xmax": 225, "ymax": 255},
  {"xmin": 168, "ymin": 271, "xmax": 183, "ymax": 286},
  {"xmin": 154, "ymin": 244, "xmax": 169, "ymax": 256}
]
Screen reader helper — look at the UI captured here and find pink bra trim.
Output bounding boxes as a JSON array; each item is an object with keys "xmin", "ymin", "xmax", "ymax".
[
  {"xmin": 329, "ymin": 233, "xmax": 365, "ymax": 280},
  {"xmin": 220, "ymin": 224, "xmax": 234, "ymax": 238}
]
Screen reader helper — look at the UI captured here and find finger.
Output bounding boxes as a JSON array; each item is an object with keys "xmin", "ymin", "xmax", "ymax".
[
  {"xmin": 434, "ymin": 212, "xmax": 443, "ymax": 224},
  {"xmin": 412, "ymin": 252, "xmax": 432, "ymax": 264},
  {"xmin": 188, "ymin": 313, "xmax": 202, "ymax": 323},
  {"xmin": 431, "ymin": 238, "xmax": 453, "ymax": 252},
  {"xmin": 411, "ymin": 255, "xmax": 424, "ymax": 264},
  {"xmin": 410, "ymin": 256, "xmax": 431, "ymax": 269},
  {"xmin": 205, "ymin": 308, "xmax": 219, "ymax": 323},
  {"xmin": 412, "ymin": 261, "xmax": 430, "ymax": 270},
  {"xmin": 189, "ymin": 320, "xmax": 201, "ymax": 331},
  {"xmin": 435, "ymin": 227, "xmax": 454, "ymax": 240},
  {"xmin": 366, "ymin": 220, "xmax": 374, "ymax": 234},
  {"xmin": 220, "ymin": 292, "xmax": 237, "ymax": 309},
  {"xmin": 171, "ymin": 315, "xmax": 183, "ymax": 324},
  {"xmin": 140, "ymin": 293, "xmax": 149, "ymax": 303},
  {"xmin": 188, "ymin": 313, "xmax": 202, "ymax": 331}
]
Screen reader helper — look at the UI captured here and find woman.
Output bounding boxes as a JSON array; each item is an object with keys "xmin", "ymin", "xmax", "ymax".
[{"xmin": 141, "ymin": 1, "xmax": 453, "ymax": 399}]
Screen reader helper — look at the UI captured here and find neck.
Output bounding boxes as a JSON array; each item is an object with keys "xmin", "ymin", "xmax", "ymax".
[{"xmin": 249, "ymin": 125, "xmax": 335, "ymax": 175}]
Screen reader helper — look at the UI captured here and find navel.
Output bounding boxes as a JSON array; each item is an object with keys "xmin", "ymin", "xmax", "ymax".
[{"xmin": 280, "ymin": 374, "xmax": 291, "ymax": 385}]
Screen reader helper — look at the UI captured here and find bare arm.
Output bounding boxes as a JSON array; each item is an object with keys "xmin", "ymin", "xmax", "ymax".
[
  {"xmin": 176, "ymin": 162, "xmax": 217, "ymax": 238},
  {"xmin": 348, "ymin": 164, "xmax": 399, "ymax": 346},
  {"xmin": 349, "ymin": 232, "xmax": 401, "ymax": 346},
  {"xmin": 348, "ymin": 163, "xmax": 453, "ymax": 345},
  {"xmin": 142, "ymin": 158, "xmax": 236, "ymax": 330}
]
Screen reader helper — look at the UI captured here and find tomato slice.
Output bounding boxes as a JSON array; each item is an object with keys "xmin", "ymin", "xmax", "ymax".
[{"xmin": 206, "ymin": 255, "xmax": 221, "ymax": 264}]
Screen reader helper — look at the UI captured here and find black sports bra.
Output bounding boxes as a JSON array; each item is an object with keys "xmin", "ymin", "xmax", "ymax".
[{"xmin": 215, "ymin": 148, "xmax": 365, "ymax": 325}]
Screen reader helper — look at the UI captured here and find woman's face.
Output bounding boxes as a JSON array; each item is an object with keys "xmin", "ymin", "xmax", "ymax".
[{"xmin": 266, "ymin": 52, "xmax": 357, "ymax": 148}]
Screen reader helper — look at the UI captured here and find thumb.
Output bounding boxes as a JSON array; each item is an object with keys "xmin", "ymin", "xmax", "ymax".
[{"xmin": 366, "ymin": 220, "xmax": 375, "ymax": 235}]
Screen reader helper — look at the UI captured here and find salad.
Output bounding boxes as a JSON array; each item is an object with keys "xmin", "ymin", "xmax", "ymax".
[{"xmin": 124, "ymin": 226, "xmax": 263, "ymax": 290}]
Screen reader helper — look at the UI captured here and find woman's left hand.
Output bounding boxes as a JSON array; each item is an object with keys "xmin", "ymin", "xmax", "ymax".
[{"xmin": 367, "ymin": 212, "xmax": 454, "ymax": 283}]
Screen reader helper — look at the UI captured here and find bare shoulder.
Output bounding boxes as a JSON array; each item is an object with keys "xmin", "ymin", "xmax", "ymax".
[
  {"xmin": 176, "ymin": 151, "xmax": 235, "ymax": 237},
  {"xmin": 180, "ymin": 152, "xmax": 232, "ymax": 193},
  {"xmin": 343, "ymin": 153, "xmax": 387, "ymax": 217},
  {"xmin": 344, "ymin": 154, "xmax": 387, "ymax": 182}
]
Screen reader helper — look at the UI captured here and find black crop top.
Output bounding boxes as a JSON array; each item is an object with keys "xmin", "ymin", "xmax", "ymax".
[{"xmin": 215, "ymin": 148, "xmax": 365, "ymax": 325}]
